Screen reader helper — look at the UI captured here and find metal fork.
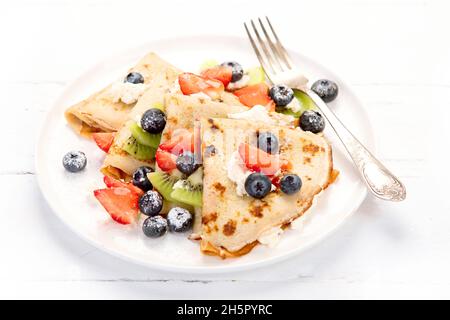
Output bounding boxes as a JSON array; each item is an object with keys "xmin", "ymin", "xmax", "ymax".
[{"xmin": 244, "ymin": 17, "xmax": 406, "ymax": 201}]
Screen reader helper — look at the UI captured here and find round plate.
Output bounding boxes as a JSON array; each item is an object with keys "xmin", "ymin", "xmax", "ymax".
[{"xmin": 36, "ymin": 35, "xmax": 375, "ymax": 273}]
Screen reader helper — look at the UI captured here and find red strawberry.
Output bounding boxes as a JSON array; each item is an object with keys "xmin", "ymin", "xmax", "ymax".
[
  {"xmin": 103, "ymin": 176, "xmax": 144, "ymax": 196},
  {"xmin": 238, "ymin": 143, "xmax": 280, "ymax": 176},
  {"xmin": 93, "ymin": 187, "xmax": 139, "ymax": 225},
  {"xmin": 233, "ymin": 83, "xmax": 273, "ymax": 108},
  {"xmin": 159, "ymin": 131, "xmax": 194, "ymax": 156},
  {"xmin": 201, "ymin": 66, "xmax": 233, "ymax": 87},
  {"xmin": 92, "ymin": 132, "xmax": 115, "ymax": 152},
  {"xmin": 178, "ymin": 73, "xmax": 224, "ymax": 99},
  {"xmin": 155, "ymin": 149, "xmax": 177, "ymax": 172}
]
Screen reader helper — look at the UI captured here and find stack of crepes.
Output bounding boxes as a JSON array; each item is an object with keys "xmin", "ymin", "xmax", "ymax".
[{"xmin": 65, "ymin": 52, "xmax": 337, "ymax": 258}]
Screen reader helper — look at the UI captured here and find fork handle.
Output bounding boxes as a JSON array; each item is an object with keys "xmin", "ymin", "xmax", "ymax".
[{"xmin": 298, "ymin": 86, "xmax": 406, "ymax": 201}]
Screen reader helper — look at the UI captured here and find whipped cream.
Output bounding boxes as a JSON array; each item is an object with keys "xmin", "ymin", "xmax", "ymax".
[
  {"xmin": 228, "ymin": 105, "xmax": 276, "ymax": 125},
  {"xmin": 285, "ymin": 97, "xmax": 302, "ymax": 113},
  {"xmin": 108, "ymin": 81, "xmax": 148, "ymax": 104},
  {"xmin": 227, "ymin": 74, "xmax": 250, "ymax": 91},
  {"xmin": 226, "ymin": 151, "xmax": 251, "ymax": 196}
]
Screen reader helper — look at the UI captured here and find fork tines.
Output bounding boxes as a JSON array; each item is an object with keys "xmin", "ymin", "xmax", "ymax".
[{"xmin": 244, "ymin": 17, "xmax": 294, "ymax": 81}]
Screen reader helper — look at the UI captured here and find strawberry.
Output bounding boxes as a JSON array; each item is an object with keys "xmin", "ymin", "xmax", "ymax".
[
  {"xmin": 178, "ymin": 72, "xmax": 224, "ymax": 99},
  {"xmin": 159, "ymin": 130, "xmax": 194, "ymax": 156},
  {"xmin": 233, "ymin": 83, "xmax": 273, "ymax": 108},
  {"xmin": 93, "ymin": 187, "xmax": 139, "ymax": 225},
  {"xmin": 238, "ymin": 143, "xmax": 280, "ymax": 176},
  {"xmin": 155, "ymin": 149, "xmax": 177, "ymax": 172},
  {"xmin": 103, "ymin": 176, "xmax": 144, "ymax": 196},
  {"xmin": 201, "ymin": 66, "xmax": 233, "ymax": 87},
  {"xmin": 92, "ymin": 132, "xmax": 115, "ymax": 152}
]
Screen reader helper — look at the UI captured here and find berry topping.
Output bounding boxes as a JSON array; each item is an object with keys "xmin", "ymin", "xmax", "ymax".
[
  {"xmin": 238, "ymin": 143, "xmax": 280, "ymax": 176},
  {"xmin": 220, "ymin": 61, "xmax": 244, "ymax": 82},
  {"xmin": 103, "ymin": 175, "xmax": 144, "ymax": 196},
  {"xmin": 155, "ymin": 149, "xmax": 177, "ymax": 172},
  {"xmin": 269, "ymin": 84, "xmax": 294, "ymax": 107},
  {"xmin": 138, "ymin": 190, "xmax": 163, "ymax": 216},
  {"xmin": 257, "ymin": 132, "xmax": 279, "ymax": 155},
  {"xmin": 167, "ymin": 207, "xmax": 193, "ymax": 232},
  {"xmin": 201, "ymin": 65, "xmax": 233, "ymax": 87},
  {"xmin": 124, "ymin": 72, "xmax": 144, "ymax": 84},
  {"xmin": 299, "ymin": 110, "xmax": 325, "ymax": 133},
  {"xmin": 142, "ymin": 216, "xmax": 168, "ymax": 238},
  {"xmin": 178, "ymin": 73, "xmax": 224, "ymax": 100},
  {"xmin": 233, "ymin": 83, "xmax": 274, "ymax": 109},
  {"xmin": 245, "ymin": 172, "xmax": 272, "ymax": 199},
  {"xmin": 94, "ymin": 187, "xmax": 139, "ymax": 225},
  {"xmin": 158, "ymin": 131, "xmax": 195, "ymax": 155},
  {"xmin": 140, "ymin": 108, "xmax": 166, "ymax": 134},
  {"xmin": 132, "ymin": 166, "xmax": 154, "ymax": 192},
  {"xmin": 62, "ymin": 151, "xmax": 87, "ymax": 173},
  {"xmin": 176, "ymin": 151, "xmax": 199, "ymax": 175},
  {"xmin": 311, "ymin": 79, "xmax": 339, "ymax": 103},
  {"xmin": 92, "ymin": 132, "xmax": 115, "ymax": 153},
  {"xmin": 279, "ymin": 174, "xmax": 302, "ymax": 195}
]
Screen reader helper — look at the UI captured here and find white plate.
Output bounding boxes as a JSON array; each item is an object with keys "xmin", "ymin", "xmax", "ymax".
[{"xmin": 36, "ymin": 35, "xmax": 375, "ymax": 273}]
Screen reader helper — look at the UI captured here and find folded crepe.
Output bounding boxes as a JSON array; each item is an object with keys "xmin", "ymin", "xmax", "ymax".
[
  {"xmin": 199, "ymin": 117, "xmax": 336, "ymax": 258},
  {"xmin": 158, "ymin": 94, "xmax": 298, "ymax": 235},
  {"xmin": 65, "ymin": 52, "xmax": 180, "ymax": 137}
]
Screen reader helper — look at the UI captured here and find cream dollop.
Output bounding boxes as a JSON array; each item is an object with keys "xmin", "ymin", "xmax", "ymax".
[
  {"xmin": 108, "ymin": 82, "xmax": 148, "ymax": 104},
  {"xmin": 226, "ymin": 151, "xmax": 251, "ymax": 196}
]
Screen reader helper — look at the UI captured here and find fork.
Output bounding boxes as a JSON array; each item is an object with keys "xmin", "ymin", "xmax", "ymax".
[{"xmin": 244, "ymin": 17, "xmax": 406, "ymax": 201}]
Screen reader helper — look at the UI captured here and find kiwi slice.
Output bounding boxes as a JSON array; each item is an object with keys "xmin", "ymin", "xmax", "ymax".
[
  {"xmin": 122, "ymin": 136, "xmax": 156, "ymax": 161},
  {"xmin": 246, "ymin": 66, "xmax": 265, "ymax": 85},
  {"xmin": 147, "ymin": 171, "xmax": 180, "ymax": 203},
  {"xmin": 152, "ymin": 101, "xmax": 165, "ymax": 111},
  {"xmin": 277, "ymin": 89, "xmax": 317, "ymax": 118},
  {"xmin": 129, "ymin": 122, "xmax": 161, "ymax": 148},
  {"xmin": 170, "ymin": 168, "xmax": 203, "ymax": 208}
]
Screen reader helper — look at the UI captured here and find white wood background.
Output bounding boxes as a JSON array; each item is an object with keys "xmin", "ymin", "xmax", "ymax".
[{"xmin": 0, "ymin": 0, "xmax": 447, "ymax": 299}]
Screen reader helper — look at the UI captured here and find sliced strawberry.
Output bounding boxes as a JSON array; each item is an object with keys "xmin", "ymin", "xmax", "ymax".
[
  {"xmin": 92, "ymin": 132, "xmax": 115, "ymax": 152},
  {"xmin": 103, "ymin": 176, "xmax": 144, "ymax": 196},
  {"xmin": 155, "ymin": 149, "xmax": 177, "ymax": 172},
  {"xmin": 233, "ymin": 83, "xmax": 273, "ymax": 108},
  {"xmin": 201, "ymin": 65, "xmax": 233, "ymax": 87},
  {"xmin": 94, "ymin": 187, "xmax": 139, "ymax": 225},
  {"xmin": 238, "ymin": 143, "xmax": 280, "ymax": 176},
  {"xmin": 178, "ymin": 73, "xmax": 224, "ymax": 99},
  {"xmin": 159, "ymin": 130, "xmax": 194, "ymax": 155}
]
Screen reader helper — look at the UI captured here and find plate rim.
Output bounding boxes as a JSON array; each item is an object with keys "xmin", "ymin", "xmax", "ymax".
[{"xmin": 35, "ymin": 34, "xmax": 375, "ymax": 274}]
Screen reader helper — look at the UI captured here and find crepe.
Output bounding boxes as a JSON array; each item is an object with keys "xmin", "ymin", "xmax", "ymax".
[
  {"xmin": 65, "ymin": 52, "xmax": 180, "ymax": 137},
  {"xmin": 200, "ymin": 117, "xmax": 336, "ymax": 258}
]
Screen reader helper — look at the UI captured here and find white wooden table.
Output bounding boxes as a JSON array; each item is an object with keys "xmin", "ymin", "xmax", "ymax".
[{"xmin": 0, "ymin": 0, "xmax": 446, "ymax": 299}]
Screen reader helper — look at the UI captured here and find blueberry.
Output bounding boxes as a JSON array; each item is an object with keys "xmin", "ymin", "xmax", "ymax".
[
  {"xmin": 138, "ymin": 190, "xmax": 163, "ymax": 216},
  {"xmin": 245, "ymin": 172, "xmax": 272, "ymax": 199},
  {"xmin": 269, "ymin": 84, "xmax": 294, "ymax": 107},
  {"xmin": 311, "ymin": 79, "xmax": 338, "ymax": 103},
  {"xmin": 280, "ymin": 174, "xmax": 302, "ymax": 195},
  {"xmin": 62, "ymin": 151, "xmax": 87, "ymax": 173},
  {"xmin": 142, "ymin": 215, "xmax": 167, "ymax": 238},
  {"xmin": 176, "ymin": 151, "xmax": 199, "ymax": 175},
  {"xmin": 299, "ymin": 110, "xmax": 325, "ymax": 133},
  {"xmin": 124, "ymin": 72, "xmax": 144, "ymax": 84},
  {"xmin": 140, "ymin": 108, "xmax": 166, "ymax": 134},
  {"xmin": 258, "ymin": 132, "xmax": 279, "ymax": 154},
  {"xmin": 167, "ymin": 207, "xmax": 193, "ymax": 232},
  {"xmin": 132, "ymin": 166, "xmax": 154, "ymax": 191},
  {"xmin": 221, "ymin": 61, "xmax": 244, "ymax": 82}
]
